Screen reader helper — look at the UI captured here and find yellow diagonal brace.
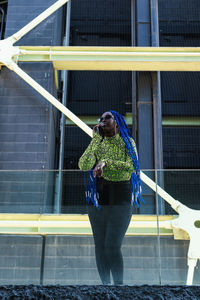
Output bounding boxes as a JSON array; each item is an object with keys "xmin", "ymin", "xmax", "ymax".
[
  {"xmin": 9, "ymin": 62, "xmax": 92, "ymax": 137},
  {"xmin": 12, "ymin": 0, "xmax": 69, "ymax": 43},
  {"xmin": 18, "ymin": 46, "xmax": 200, "ymax": 71}
]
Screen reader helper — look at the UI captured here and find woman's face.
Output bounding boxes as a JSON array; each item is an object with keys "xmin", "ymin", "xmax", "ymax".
[{"xmin": 98, "ymin": 112, "xmax": 116, "ymax": 136}]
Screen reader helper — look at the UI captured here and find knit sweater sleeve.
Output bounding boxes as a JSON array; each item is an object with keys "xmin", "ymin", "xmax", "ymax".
[
  {"xmin": 103, "ymin": 138, "xmax": 137, "ymax": 172},
  {"xmin": 78, "ymin": 133, "xmax": 102, "ymax": 171}
]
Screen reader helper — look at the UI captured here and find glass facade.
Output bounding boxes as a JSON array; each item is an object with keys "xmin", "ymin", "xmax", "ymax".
[
  {"xmin": 1, "ymin": 0, "xmax": 200, "ymax": 287},
  {"xmin": 0, "ymin": 170, "xmax": 199, "ymax": 285}
]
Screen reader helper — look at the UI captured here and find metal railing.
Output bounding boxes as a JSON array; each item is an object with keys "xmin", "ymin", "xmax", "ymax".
[{"xmin": 0, "ymin": 169, "xmax": 199, "ymax": 285}]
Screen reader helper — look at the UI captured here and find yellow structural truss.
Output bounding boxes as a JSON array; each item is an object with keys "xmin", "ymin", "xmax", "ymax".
[
  {"xmin": 0, "ymin": 0, "xmax": 200, "ymax": 285},
  {"xmin": 15, "ymin": 45, "xmax": 200, "ymax": 71}
]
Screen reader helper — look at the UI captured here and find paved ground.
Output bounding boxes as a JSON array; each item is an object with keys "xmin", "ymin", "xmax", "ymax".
[{"xmin": 0, "ymin": 285, "xmax": 200, "ymax": 299}]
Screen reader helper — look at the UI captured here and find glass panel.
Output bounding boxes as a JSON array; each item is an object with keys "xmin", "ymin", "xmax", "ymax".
[
  {"xmin": 0, "ymin": 170, "xmax": 56, "ymax": 214},
  {"xmin": 0, "ymin": 170, "xmax": 200, "ymax": 285}
]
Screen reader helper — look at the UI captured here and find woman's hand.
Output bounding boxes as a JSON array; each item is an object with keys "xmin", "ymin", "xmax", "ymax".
[
  {"xmin": 93, "ymin": 124, "xmax": 103, "ymax": 136},
  {"xmin": 93, "ymin": 161, "xmax": 105, "ymax": 178}
]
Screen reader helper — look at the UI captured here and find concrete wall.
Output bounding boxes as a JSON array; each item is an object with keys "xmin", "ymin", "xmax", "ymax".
[
  {"xmin": 0, "ymin": 235, "xmax": 199, "ymax": 286},
  {"xmin": 43, "ymin": 235, "xmax": 199, "ymax": 285},
  {"xmin": 0, "ymin": 235, "xmax": 42, "ymax": 285}
]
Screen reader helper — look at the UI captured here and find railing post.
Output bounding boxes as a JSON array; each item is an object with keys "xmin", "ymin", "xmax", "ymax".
[
  {"xmin": 40, "ymin": 235, "xmax": 46, "ymax": 285},
  {"xmin": 0, "ymin": 7, "xmax": 5, "ymax": 40},
  {"xmin": 55, "ymin": 0, "xmax": 71, "ymax": 214},
  {"xmin": 155, "ymin": 169, "xmax": 162, "ymax": 284}
]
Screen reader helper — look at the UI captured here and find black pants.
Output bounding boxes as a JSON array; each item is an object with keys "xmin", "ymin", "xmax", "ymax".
[{"xmin": 88, "ymin": 179, "xmax": 132, "ymax": 285}]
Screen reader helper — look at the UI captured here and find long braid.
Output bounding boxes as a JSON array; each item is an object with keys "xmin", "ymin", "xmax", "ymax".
[
  {"xmin": 110, "ymin": 110, "xmax": 143, "ymax": 207},
  {"xmin": 110, "ymin": 111, "xmax": 139, "ymax": 169}
]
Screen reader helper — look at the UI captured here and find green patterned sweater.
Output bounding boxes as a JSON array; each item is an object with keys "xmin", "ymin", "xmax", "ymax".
[{"xmin": 78, "ymin": 133, "xmax": 137, "ymax": 181}]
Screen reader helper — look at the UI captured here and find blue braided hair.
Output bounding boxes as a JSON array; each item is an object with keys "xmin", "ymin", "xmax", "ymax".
[
  {"xmin": 110, "ymin": 110, "xmax": 143, "ymax": 207},
  {"xmin": 84, "ymin": 110, "xmax": 143, "ymax": 208}
]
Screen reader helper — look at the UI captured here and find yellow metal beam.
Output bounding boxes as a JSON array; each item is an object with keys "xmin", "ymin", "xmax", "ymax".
[
  {"xmin": 0, "ymin": 214, "xmax": 174, "ymax": 236},
  {"xmin": 17, "ymin": 46, "xmax": 200, "ymax": 71},
  {"xmin": 163, "ymin": 116, "xmax": 200, "ymax": 127}
]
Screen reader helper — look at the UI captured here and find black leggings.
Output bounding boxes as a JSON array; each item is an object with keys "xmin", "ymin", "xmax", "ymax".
[{"xmin": 88, "ymin": 179, "xmax": 132, "ymax": 285}]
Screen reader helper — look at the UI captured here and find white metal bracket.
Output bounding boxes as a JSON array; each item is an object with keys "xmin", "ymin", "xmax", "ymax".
[
  {"xmin": 0, "ymin": 37, "xmax": 20, "ymax": 70},
  {"xmin": 172, "ymin": 204, "xmax": 200, "ymax": 284}
]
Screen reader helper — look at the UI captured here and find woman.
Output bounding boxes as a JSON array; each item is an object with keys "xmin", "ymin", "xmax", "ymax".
[{"xmin": 78, "ymin": 110, "xmax": 142, "ymax": 285}]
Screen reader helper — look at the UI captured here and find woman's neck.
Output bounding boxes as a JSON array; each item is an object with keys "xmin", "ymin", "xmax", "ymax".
[{"xmin": 104, "ymin": 131, "xmax": 115, "ymax": 137}]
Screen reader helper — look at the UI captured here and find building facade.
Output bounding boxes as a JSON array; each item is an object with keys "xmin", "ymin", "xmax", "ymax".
[{"xmin": 0, "ymin": 0, "xmax": 200, "ymax": 285}]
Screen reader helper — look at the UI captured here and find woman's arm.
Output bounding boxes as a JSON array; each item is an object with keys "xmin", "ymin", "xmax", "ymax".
[
  {"xmin": 103, "ymin": 156, "xmax": 135, "ymax": 172},
  {"xmin": 78, "ymin": 133, "xmax": 102, "ymax": 171}
]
